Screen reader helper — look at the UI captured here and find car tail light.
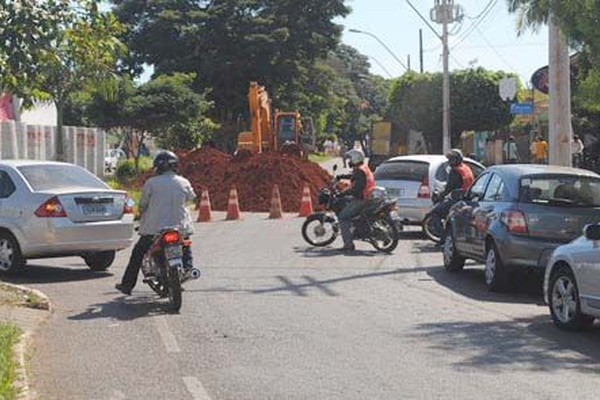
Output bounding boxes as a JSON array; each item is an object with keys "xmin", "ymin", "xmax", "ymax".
[
  {"xmin": 501, "ymin": 210, "xmax": 529, "ymax": 234},
  {"xmin": 35, "ymin": 196, "xmax": 67, "ymax": 218},
  {"xmin": 123, "ymin": 195, "xmax": 135, "ymax": 214},
  {"xmin": 418, "ymin": 177, "xmax": 430, "ymax": 198},
  {"xmin": 162, "ymin": 231, "xmax": 182, "ymax": 244}
]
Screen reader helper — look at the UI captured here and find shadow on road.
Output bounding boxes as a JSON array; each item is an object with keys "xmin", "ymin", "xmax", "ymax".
[
  {"xmin": 412, "ymin": 316, "xmax": 600, "ymax": 374},
  {"xmin": 293, "ymin": 246, "xmax": 385, "ymax": 258},
  {"xmin": 397, "ymin": 230, "xmax": 426, "ymax": 241},
  {"xmin": 68, "ymin": 295, "xmax": 172, "ymax": 321},
  {"xmin": 2, "ymin": 263, "xmax": 111, "ymax": 285}
]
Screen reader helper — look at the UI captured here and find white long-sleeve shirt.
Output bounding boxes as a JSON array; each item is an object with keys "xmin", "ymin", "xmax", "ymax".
[{"xmin": 138, "ymin": 171, "xmax": 197, "ymax": 236}]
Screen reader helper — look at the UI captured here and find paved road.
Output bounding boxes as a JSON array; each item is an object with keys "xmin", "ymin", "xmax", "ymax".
[{"xmin": 5, "ymin": 213, "xmax": 600, "ymax": 400}]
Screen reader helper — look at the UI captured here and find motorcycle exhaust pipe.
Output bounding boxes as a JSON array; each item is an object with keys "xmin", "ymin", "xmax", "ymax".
[{"xmin": 190, "ymin": 268, "xmax": 201, "ymax": 280}]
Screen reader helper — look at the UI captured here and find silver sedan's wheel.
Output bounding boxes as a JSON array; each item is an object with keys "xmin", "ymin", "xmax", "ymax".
[
  {"xmin": 549, "ymin": 265, "xmax": 594, "ymax": 330},
  {"xmin": 484, "ymin": 242, "xmax": 508, "ymax": 292},
  {"xmin": 443, "ymin": 227, "xmax": 464, "ymax": 272},
  {"xmin": 0, "ymin": 233, "xmax": 23, "ymax": 275}
]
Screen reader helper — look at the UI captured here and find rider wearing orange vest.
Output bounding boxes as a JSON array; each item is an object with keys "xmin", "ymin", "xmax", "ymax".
[
  {"xmin": 439, "ymin": 149, "xmax": 474, "ymax": 199},
  {"xmin": 338, "ymin": 149, "xmax": 375, "ymax": 252}
]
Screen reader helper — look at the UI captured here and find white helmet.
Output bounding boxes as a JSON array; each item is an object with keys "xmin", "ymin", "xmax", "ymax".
[{"xmin": 345, "ymin": 149, "xmax": 365, "ymax": 166}]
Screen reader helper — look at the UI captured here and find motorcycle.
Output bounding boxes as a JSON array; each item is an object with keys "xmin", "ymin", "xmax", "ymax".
[
  {"xmin": 301, "ymin": 172, "xmax": 400, "ymax": 253},
  {"xmin": 422, "ymin": 189, "xmax": 464, "ymax": 244},
  {"xmin": 141, "ymin": 228, "xmax": 201, "ymax": 312}
]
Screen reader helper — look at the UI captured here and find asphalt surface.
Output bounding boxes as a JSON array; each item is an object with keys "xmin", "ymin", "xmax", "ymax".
[{"xmin": 5, "ymin": 213, "xmax": 600, "ymax": 400}]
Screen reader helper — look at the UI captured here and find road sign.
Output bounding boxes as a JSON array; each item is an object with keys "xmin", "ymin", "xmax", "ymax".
[
  {"xmin": 510, "ymin": 102, "xmax": 534, "ymax": 115},
  {"xmin": 499, "ymin": 77, "xmax": 518, "ymax": 101}
]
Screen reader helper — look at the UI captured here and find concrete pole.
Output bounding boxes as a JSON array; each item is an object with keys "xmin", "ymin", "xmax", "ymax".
[
  {"xmin": 442, "ymin": 0, "xmax": 451, "ymax": 153},
  {"xmin": 419, "ymin": 29, "xmax": 424, "ymax": 73},
  {"xmin": 548, "ymin": 16, "xmax": 573, "ymax": 166}
]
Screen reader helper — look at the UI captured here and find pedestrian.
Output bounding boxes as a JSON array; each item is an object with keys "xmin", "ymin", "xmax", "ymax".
[
  {"xmin": 538, "ymin": 135, "xmax": 549, "ymax": 164},
  {"xmin": 323, "ymin": 137, "xmax": 334, "ymax": 156},
  {"xmin": 571, "ymin": 134, "xmax": 584, "ymax": 168},
  {"xmin": 415, "ymin": 140, "xmax": 426, "ymax": 155},
  {"xmin": 503, "ymin": 135, "xmax": 519, "ymax": 164},
  {"xmin": 530, "ymin": 136, "xmax": 540, "ymax": 163}
]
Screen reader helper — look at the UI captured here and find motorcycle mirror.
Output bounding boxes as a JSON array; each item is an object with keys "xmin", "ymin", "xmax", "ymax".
[{"xmin": 333, "ymin": 164, "xmax": 338, "ymax": 172}]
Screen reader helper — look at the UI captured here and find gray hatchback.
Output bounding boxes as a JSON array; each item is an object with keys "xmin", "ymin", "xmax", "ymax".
[{"xmin": 442, "ymin": 164, "xmax": 600, "ymax": 291}]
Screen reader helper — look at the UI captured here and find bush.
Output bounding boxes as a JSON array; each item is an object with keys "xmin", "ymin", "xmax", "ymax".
[{"xmin": 115, "ymin": 156, "xmax": 153, "ymax": 184}]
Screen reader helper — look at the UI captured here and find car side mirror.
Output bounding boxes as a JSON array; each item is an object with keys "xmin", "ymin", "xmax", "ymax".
[
  {"xmin": 584, "ymin": 224, "xmax": 600, "ymax": 241},
  {"xmin": 451, "ymin": 189, "xmax": 465, "ymax": 201}
]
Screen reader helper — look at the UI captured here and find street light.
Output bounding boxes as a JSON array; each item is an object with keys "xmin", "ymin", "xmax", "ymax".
[{"xmin": 348, "ymin": 29, "xmax": 409, "ymax": 72}]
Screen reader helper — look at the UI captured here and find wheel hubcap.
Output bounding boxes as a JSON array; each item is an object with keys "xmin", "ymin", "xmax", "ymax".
[
  {"xmin": 485, "ymin": 249, "xmax": 496, "ymax": 285},
  {"xmin": 443, "ymin": 235, "xmax": 453, "ymax": 265},
  {"xmin": 313, "ymin": 224, "xmax": 326, "ymax": 237},
  {"xmin": 552, "ymin": 276, "xmax": 577, "ymax": 323},
  {"xmin": 0, "ymin": 239, "xmax": 14, "ymax": 272}
]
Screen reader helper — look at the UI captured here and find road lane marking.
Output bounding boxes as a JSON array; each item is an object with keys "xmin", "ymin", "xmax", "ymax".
[
  {"xmin": 155, "ymin": 316, "xmax": 181, "ymax": 353},
  {"xmin": 183, "ymin": 377, "xmax": 212, "ymax": 400}
]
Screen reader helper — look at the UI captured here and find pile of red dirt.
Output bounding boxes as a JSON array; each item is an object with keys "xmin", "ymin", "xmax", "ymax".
[{"xmin": 134, "ymin": 147, "xmax": 331, "ymax": 212}]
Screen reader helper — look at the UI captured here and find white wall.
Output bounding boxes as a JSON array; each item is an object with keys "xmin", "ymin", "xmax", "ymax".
[{"xmin": 14, "ymin": 97, "xmax": 57, "ymax": 127}]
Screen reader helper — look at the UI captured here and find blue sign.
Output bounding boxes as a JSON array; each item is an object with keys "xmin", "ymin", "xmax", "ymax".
[{"xmin": 510, "ymin": 102, "xmax": 534, "ymax": 115}]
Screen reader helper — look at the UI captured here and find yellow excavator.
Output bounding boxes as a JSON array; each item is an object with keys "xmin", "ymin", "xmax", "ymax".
[{"xmin": 237, "ymin": 82, "xmax": 315, "ymax": 155}]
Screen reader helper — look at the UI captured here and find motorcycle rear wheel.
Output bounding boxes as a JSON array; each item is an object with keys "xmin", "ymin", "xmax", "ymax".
[
  {"xmin": 167, "ymin": 270, "xmax": 182, "ymax": 313},
  {"xmin": 301, "ymin": 214, "xmax": 338, "ymax": 247},
  {"xmin": 422, "ymin": 214, "xmax": 443, "ymax": 243},
  {"xmin": 370, "ymin": 218, "xmax": 399, "ymax": 253}
]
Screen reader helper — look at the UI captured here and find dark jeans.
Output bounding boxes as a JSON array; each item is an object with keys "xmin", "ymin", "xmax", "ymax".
[
  {"xmin": 339, "ymin": 198, "xmax": 366, "ymax": 246},
  {"xmin": 120, "ymin": 235, "xmax": 194, "ymax": 291},
  {"xmin": 432, "ymin": 197, "xmax": 458, "ymax": 244}
]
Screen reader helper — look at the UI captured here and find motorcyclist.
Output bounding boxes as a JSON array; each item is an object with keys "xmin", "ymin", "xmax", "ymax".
[
  {"xmin": 336, "ymin": 148, "xmax": 376, "ymax": 252},
  {"xmin": 433, "ymin": 149, "xmax": 474, "ymax": 244},
  {"xmin": 116, "ymin": 150, "xmax": 197, "ymax": 296}
]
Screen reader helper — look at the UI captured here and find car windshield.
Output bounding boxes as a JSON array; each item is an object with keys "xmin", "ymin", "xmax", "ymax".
[
  {"xmin": 374, "ymin": 161, "xmax": 429, "ymax": 181},
  {"xmin": 520, "ymin": 175, "xmax": 600, "ymax": 207},
  {"xmin": 18, "ymin": 164, "xmax": 108, "ymax": 191}
]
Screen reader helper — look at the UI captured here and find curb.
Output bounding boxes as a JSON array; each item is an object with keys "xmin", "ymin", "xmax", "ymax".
[{"xmin": 0, "ymin": 282, "xmax": 52, "ymax": 400}]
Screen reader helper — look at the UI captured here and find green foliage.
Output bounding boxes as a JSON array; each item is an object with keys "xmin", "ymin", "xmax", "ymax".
[
  {"xmin": 115, "ymin": 156, "xmax": 152, "ymax": 183},
  {"xmin": 388, "ymin": 68, "xmax": 515, "ymax": 152},
  {"xmin": 0, "ymin": 322, "xmax": 21, "ymax": 400}
]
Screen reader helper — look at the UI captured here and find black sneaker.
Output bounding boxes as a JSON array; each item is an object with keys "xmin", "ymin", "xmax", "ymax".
[
  {"xmin": 340, "ymin": 244, "xmax": 356, "ymax": 252},
  {"xmin": 115, "ymin": 283, "xmax": 132, "ymax": 296}
]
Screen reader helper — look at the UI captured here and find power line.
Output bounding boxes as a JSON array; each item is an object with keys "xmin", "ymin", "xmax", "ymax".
[
  {"xmin": 367, "ymin": 56, "xmax": 394, "ymax": 78},
  {"xmin": 473, "ymin": 25, "xmax": 518, "ymax": 72},
  {"xmin": 451, "ymin": 0, "xmax": 498, "ymax": 51},
  {"xmin": 464, "ymin": 0, "xmax": 496, "ymax": 20}
]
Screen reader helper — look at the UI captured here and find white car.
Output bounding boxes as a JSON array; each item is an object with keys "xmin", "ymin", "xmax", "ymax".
[
  {"xmin": 544, "ymin": 223, "xmax": 600, "ymax": 330},
  {"xmin": 374, "ymin": 155, "xmax": 485, "ymax": 224},
  {"xmin": 0, "ymin": 161, "xmax": 135, "ymax": 275},
  {"xmin": 104, "ymin": 148, "xmax": 127, "ymax": 173}
]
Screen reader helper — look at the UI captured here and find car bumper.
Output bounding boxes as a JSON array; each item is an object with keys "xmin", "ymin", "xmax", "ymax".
[
  {"xmin": 496, "ymin": 233, "xmax": 564, "ymax": 270},
  {"xmin": 20, "ymin": 216, "xmax": 135, "ymax": 258},
  {"xmin": 394, "ymin": 199, "xmax": 431, "ymax": 224}
]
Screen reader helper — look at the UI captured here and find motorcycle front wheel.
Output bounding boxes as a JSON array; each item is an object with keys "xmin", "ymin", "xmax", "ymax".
[
  {"xmin": 301, "ymin": 214, "xmax": 338, "ymax": 247},
  {"xmin": 422, "ymin": 214, "xmax": 443, "ymax": 243},
  {"xmin": 370, "ymin": 217, "xmax": 399, "ymax": 253},
  {"xmin": 167, "ymin": 269, "xmax": 182, "ymax": 313}
]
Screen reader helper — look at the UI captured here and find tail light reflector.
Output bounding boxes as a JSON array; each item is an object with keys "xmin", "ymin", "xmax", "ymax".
[
  {"xmin": 35, "ymin": 196, "xmax": 67, "ymax": 218},
  {"xmin": 418, "ymin": 177, "xmax": 430, "ymax": 198},
  {"xmin": 162, "ymin": 231, "xmax": 182, "ymax": 244},
  {"xmin": 501, "ymin": 210, "xmax": 529, "ymax": 234}
]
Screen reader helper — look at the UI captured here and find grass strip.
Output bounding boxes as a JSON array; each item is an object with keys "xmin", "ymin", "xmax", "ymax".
[{"xmin": 0, "ymin": 322, "xmax": 21, "ymax": 400}]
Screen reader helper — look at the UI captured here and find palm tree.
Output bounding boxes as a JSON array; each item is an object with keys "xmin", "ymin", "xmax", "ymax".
[{"xmin": 506, "ymin": 0, "xmax": 550, "ymax": 35}]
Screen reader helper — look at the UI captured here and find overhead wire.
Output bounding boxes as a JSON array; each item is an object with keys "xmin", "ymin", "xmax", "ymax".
[{"xmin": 451, "ymin": 0, "xmax": 498, "ymax": 51}]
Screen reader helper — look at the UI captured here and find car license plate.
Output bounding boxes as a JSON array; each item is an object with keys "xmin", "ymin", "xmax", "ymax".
[
  {"xmin": 82, "ymin": 204, "xmax": 107, "ymax": 215},
  {"xmin": 164, "ymin": 245, "xmax": 183, "ymax": 260},
  {"xmin": 387, "ymin": 188, "xmax": 405, "ymax": 197}
]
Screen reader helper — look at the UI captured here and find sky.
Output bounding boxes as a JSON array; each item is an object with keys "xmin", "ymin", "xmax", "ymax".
[{"xmin": 340, "ymin": 0, "xmax": 549, "ymax": 84}]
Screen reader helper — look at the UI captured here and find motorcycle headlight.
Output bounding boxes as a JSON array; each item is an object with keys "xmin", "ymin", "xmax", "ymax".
[{"xmin": 371, "ymin": 187, "xmax": 387, "ymax": 199}]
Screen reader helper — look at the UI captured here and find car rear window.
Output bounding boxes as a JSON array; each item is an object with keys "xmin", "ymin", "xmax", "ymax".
[
  {"xmin": 374, "ymin": 161, "xmax": 429, "ymax": 181},
  {"xmin": 18, "ymin": 164, "xmax": 108, "ymax": 191},
  {"xmin": 435, "ymin": 161, "xmax": 484, "ymax": 182},
  {"xmin": 520, "ymin": 175, "xmax": 600, "ymax": 207}
]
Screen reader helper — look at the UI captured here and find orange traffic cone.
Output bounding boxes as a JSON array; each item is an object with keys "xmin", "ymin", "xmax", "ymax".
[
  {"xmin": 226, "ymin": 186, "xmax": 241, "ymax": 220},
  {"xmin": 298, "ymin": 183, "xmax": 313, "ymax": 217},
  {"xmin": 269, "ymin": 185, "xmax": 283, "ymax": 219},
  {"xmin": 197, "ymin": 189, "xmax": 212, "ymax": 222}
]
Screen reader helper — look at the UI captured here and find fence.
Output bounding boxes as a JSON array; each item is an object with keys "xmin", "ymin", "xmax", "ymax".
[{"xmin": 0, "ymin": 121, "xmax": 105, "ymax": 177}]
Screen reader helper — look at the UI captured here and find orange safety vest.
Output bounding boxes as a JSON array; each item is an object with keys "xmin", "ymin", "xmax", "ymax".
[
  {"xmin": 454, "ymin": 163, "xmax": 474, "ymax": 191},
  {"xmin": 358, "ymin": 163, "xmax": 376, "ymax": 199}
]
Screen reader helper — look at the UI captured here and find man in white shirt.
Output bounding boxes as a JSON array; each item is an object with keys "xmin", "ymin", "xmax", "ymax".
[{"xmin": 571, "ymin": 134, "xmax": 584, "ymax": 168}]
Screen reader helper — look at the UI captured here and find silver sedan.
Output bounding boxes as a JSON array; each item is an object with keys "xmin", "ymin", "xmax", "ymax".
[{"xmin": 0, "ymin": 160, "xmax": 134, "ymax": 274}]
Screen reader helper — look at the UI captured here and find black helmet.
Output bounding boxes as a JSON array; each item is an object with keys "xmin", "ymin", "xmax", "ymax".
[
  {"xmin": 445, "ymin": 148, "xmax": 463, "ymax": 167},
  {"xmin": 153, "ymin": 150, "xmax": 178, "ymax": 174}
]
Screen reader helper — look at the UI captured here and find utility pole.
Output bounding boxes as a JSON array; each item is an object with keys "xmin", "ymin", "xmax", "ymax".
[
  {"xmin": 419, "ymin": 29, "xmax": 424, "ymax": 73},
  {"xmin": 430, "ymin": 0, "xmax": 462, "ymax": 153}
]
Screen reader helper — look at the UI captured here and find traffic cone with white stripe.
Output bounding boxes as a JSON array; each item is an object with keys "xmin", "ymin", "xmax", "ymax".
[
  {"xmin": 197, "ymin": 189, "xmax": 212, "ymax": 222},
  {"xmin": 226, "ymin": 185, "xmax": 241, "ymax": 220},
  {"xmin": 269, "ymin": 185, "xmax": 283, "ymax": 219},
  {"xmin": 298, "ymin": 183, "xmax": 313, "ymax": 217}
]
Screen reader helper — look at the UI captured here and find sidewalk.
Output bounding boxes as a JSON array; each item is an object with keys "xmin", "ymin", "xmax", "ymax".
[{"xmin": 0, "ymin": 282, "xmax": 51, "ymax": 400}]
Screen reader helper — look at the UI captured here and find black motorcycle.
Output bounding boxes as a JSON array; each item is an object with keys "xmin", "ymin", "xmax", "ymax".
[
  {"xmin": 301, "ymin": 176, "xmax": 399, "ymax": 253},
  {"xmin": 141, "ymin": 228, "xmax": 200, "ymax": 312},
  {"xmin": 422, "ymin": 189, "xmax": 464, "ymax": 244}
]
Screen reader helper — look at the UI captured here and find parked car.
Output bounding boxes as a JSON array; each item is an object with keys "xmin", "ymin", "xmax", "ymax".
[
  {"xmin": 374, "ymin": 155, "xmax": 485, "ymax": 225},
  {"xmin": 543, "ymin": 223, "xmax": 600, "ymax": 330},
  {"xmin": 443, "ymin": 164, "xmax": 600, "ymax": 291},
  {"xmin": 0, "ymin": 161, "xmax": 135, "ymax": 275},
  {"xmin": 104, "ymin": 148, "xmax": 127, "ymax": 174}
]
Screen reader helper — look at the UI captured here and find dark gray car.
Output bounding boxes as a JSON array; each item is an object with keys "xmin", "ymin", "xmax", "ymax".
[{"xmin": 442, "ymin": 164, "xmax": 600, "ymax": 291}]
